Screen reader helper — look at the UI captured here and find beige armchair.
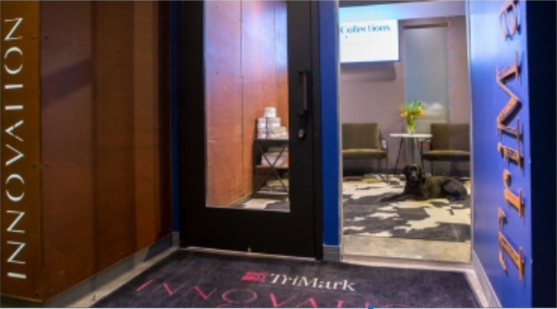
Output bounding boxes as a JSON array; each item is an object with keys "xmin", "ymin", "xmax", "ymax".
[{"xmin": 420, "ymin": 123, "xmax": 470, "ymax": 175}]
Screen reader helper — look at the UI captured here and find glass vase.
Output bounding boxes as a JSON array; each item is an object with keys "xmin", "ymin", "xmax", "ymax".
[{"xmin": 406, "ymin": 116, "xmax": 416, "ymax": 134}]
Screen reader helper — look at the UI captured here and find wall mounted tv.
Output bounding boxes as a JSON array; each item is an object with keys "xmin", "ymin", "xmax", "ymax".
[{"xmin": 339, "ymin": 19, "xmax": 400, "ymax": 63}]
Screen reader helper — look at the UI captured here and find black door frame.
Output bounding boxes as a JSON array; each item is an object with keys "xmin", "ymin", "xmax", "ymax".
[{"xmin": 175, "ymin": 1, "xmax": 323, "ymax": 259}]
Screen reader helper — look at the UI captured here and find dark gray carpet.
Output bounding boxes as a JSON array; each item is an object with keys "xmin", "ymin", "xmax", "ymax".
[{"xmin": 93, "ymin": 250, "xmax": 480, "ymax": 308}]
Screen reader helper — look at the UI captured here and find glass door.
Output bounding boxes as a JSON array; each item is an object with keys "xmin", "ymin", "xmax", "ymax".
[{"xmin": 177, "ymin": 1, "xmax": 319, "ymax": 258}]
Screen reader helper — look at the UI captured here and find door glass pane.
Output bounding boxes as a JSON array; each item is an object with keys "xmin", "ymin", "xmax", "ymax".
[{"xmin": 204, "ymin": 1, "xmax": 290, "ymax": 212}]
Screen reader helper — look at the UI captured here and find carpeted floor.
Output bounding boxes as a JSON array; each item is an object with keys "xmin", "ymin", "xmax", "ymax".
[
  {"xmin": 93, "ymin": 250, "xmax": 480, "ymax": 308},
  {"xmin": 343, "ymin": 175, "xmax": 471, "ymax": 242}
]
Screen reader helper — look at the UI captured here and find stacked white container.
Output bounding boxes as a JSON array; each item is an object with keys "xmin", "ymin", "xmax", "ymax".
[
  {"xmin": 264, "ymin": 107, "xmax": 276, "ymax": 118},
  {"xmin": 256, "ymin": 107, "xmax": 288, "ymax": 139}
]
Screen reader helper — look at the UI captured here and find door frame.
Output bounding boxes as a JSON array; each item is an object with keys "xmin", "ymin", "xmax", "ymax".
[
  {"xmin": 175, "ymin": 1, "xmax": 323, "ymax": 259},
  {"xmin": 336, "ymin": 1, "xmax": 477, "ymax": 263}
]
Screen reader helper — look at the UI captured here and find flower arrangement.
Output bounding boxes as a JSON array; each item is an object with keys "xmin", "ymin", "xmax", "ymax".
[{"xmin": 399, "ymin": 100, "xmax": 424, "ymax": 134}]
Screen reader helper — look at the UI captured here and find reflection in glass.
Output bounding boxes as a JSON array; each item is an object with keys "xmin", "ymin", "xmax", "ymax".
[{"xmin": 204, "ymin": 1, "xmax": 290, "ymax": 212}]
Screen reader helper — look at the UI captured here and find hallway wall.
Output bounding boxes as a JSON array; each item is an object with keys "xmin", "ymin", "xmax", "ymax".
[{"xmin": 40, "ymin": 1, "xmax": 171, "ymax": 299}]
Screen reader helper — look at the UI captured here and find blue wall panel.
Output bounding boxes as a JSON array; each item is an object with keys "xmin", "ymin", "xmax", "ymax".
[
  {"xmin": 469, "ymin": 1, "xmax": 531, "ymax": 306},
  {"xmin": 319, "ymin": 1, "xmax": 341, "ymax": 247}
]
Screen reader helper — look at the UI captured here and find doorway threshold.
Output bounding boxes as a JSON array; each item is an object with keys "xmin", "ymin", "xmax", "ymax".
[{"xmin": 343, "ymin": 234, "xmax": 470, "ymax": 263}]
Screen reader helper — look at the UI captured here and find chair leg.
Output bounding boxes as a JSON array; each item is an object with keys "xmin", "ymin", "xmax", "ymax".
[
  {"xmin": 381, "ymin": 159, "xmax": 386, "ymax": 183},
  {"xmin": 430, "ymin": 161, "xmax": 434, "ymax": 176}
]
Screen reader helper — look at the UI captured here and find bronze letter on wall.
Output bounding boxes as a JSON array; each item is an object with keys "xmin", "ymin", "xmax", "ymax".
[{"xmin": 1, "ymin": 1, "xmax": 44, "ymax": 301}]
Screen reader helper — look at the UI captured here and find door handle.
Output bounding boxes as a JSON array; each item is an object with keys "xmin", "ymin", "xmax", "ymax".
[{"xmin": 298, "ymin": 70, "xmax": 311, "ymax": 117}]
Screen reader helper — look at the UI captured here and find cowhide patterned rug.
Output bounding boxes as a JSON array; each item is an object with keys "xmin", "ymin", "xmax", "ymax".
[
  {"xmin": 230, "ymin": 175, "xmax": 471, "ymax": 242},
  {"xmin": 342, "ymin": 175, "xmax": 471, "ymax": 242}
]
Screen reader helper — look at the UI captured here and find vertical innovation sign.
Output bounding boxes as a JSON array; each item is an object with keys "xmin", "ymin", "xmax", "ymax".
[
  {"xmin": 339, "ymin": 20, "xmax": 399, "ymax": 63},
  {"xmin": 1, "ymin": 1, "xmax": 43, "ymax": 301}
]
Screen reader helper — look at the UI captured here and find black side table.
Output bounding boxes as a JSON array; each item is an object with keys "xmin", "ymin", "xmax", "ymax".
[
  {"xmin": 390, "ymin": 133, "xmax": 432, "ymax": 176},
  {"xmin": 253, "ymin": 139, "xmax": 289, "ymax": 196}
]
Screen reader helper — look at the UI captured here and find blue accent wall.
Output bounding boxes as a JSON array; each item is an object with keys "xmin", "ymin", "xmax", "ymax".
[
  {"xmin": 468, "ymin": 0, "xmax": 553, "ymax": 306},
  {"xmin": 319, "ymin": 1, "xmax": 341, "ymax": 247}
]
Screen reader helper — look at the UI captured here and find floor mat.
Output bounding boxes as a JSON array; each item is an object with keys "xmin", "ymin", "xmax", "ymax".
[
  {"xmin": 343, "ymin": 176, "xmax": 471, "ymax": 242},
  {"xmin": 93, "ymin": 250, "xmax": 480, "ymax": 308}
]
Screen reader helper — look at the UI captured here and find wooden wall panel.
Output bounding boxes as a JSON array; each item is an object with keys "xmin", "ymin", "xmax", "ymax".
[
  {"xmin": 205, "ymin": 1, "xmax": 243, "ymax": 206},
  {"xmin": 40, "ymin": 1, "xmax": 170, "ymax": 299},
  {"xmin": 0, "ymin": 1, "xmax": 44, "ymax": 301},
  {"xmin": 205, "ymin": 1, "xmax": 287, "ymax": 206},
  {"xmin": 241, "ymin": 1, "xmax": 279, "ymax": 196},
  {"xmin": 132, "ymin": 1, "xmax": 172, "ymax": 251}
]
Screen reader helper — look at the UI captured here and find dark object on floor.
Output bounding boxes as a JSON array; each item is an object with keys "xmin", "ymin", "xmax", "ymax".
[
  {"xmin": 380, "ymin": 164, "xmax": 468, "ymax": 202},
  {"xmin": 93, "ymin": 250, "xmax": 480, "ymax": 308}
]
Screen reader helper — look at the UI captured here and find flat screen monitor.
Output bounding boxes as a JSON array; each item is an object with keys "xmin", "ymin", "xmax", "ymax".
[{"xmin": 339, "ymin": 19, "xmax": 400, "ymax": 63}]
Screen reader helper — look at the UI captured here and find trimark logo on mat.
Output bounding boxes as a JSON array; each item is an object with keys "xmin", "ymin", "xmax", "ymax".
[
  {"xmin": 241, "ymin": 272, "xmax": 356, "ymax": 291},
  {"xmin": 241, "ymin": 272, "xmax": 269, "ymax": 283}
]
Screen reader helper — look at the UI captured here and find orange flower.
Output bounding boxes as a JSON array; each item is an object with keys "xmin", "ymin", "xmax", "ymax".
[{"xmin": 399, "ymin": 100, "xmax": 423, "ymax": 119}]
